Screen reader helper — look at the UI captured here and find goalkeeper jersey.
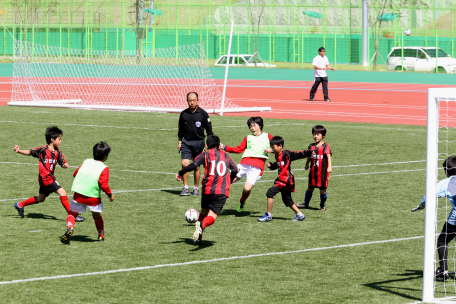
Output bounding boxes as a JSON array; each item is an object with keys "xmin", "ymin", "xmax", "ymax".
[{"xmin": 420, "ymin": 176, "xmax": 456, "ymax": 225}]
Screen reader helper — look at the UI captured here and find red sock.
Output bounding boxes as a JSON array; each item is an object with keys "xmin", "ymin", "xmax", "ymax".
[
  {"xmin": 66, "ymin": 211, "xmax": 78, "ymax": 228},
  {"xmin": 198, "ymin": 213, "xmax": 207, "ymax": 222},
  {"xmin": 60, "ymin": 196, "xmax": 70, "ymax": 213},
  {"xmin": 18, "ymin": 196, "xmax": 38, "ymax": 208},
  {"xmin": 94, "ymin": 214, "xmax": 104, "ymax": 235},
  {"xmin": 202, "ymin": 216, "xmax": 215, "ymax": 229},
  {"xmin": 240, "ymin": 190, "xmax": 251, "ymax": 202}
]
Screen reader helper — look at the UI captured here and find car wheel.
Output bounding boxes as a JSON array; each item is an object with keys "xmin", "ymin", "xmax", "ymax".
[
  {"xmin": 395, "ymin": 66, "xmax": 405, "ymax": 71},
  {"xmin": 436, "ymin": 67, "xmax": 446, "ymax": 73}
]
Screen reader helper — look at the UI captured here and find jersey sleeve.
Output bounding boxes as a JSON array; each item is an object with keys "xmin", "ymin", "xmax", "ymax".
[
  {"xmin": 30, "ymin": 146, "xmax": 45, "ymax": 159},
  {"xmin": 268, "ymin": 162, "xmax": 278, "ymax": 170},
  {"xmin": 420, "ymin": 178, "xmax": 450, "ymax": 208},
  {"xmin": 73, "ymin": 165, "xmax": 82, "ymax": 177},
  {"xmin": 98, "ymin": 167, "xmax": 112, "ymax": 196},
  {"xmin": 57, "ymin": 150, "xmax": 67, "ymax": 166},
  {"xmin": 225, "ymin": 137, "xmax": 248, "ymax": 154},
  {"xmin": 325, "ymin": 144, "xmax": 332, "ymax": 155},
  {"xmin": 288, "ymin": 149, "xmax": 313, "ymax": 162},
  {"xmin": 202, "ymin": 111, "xmax": 213, "ymax": 136},
  {"xmin": 178, "ymin": 112, "xmax": 185, "ymax": 141},
  {"xmin": 228, "ymin": 156, "xmax": 239, "ymax": 182}
]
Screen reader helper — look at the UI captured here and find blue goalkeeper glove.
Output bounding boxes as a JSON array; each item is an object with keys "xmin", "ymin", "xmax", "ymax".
[{"xmin": 411, "ymin": 205, "xmax": 424, "ymax": 212}]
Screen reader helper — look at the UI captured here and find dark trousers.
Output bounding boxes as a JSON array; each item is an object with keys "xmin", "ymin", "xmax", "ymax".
[
  {"xmin": 437, "ymin": 222, "xmax": 456, "ymax": 270},
  {"xmin": 309, "ymin": 77, "xmax": 329, "ymax": 99}
]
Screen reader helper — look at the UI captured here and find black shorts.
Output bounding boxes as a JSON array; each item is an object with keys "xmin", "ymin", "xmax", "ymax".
[
  {"xmin": 266, "ymin": 186, "xmax": 294, "ymax": 207},
  {"xmin": 201, "ymin": 194, "xmax": 227, "ymax": 216},
  {"xmin": 181, "ymin": 139, "xmax": 205, "ymax": 161},
  {"xmin": 39, "ymin": 181, "xmax": 62, "ymax": 197}
]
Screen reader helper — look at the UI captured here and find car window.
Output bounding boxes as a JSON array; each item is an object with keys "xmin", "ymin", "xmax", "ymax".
[
  {"xmin": 423, "ymin": 48, "xmax": 449, "ymax": 58},
  {"xmin": 218, "ymin": 56, "xmax": 228, "ymax": 65},
  {"xmin": 418, "ymin": 50, "xmax": 427, "ymax": 59},
  {"xmin": 390, "ymin": 49, "xmax": 402, "ymax": 57},
  {"xmin": 243, "ymin": 56, "xmax": 252, "ymax": 62},
  {"xmin": 404, "ymin": 49, "xmax": 417, "ymax": 57}
]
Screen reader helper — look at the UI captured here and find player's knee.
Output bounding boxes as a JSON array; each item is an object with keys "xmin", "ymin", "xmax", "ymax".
[
  {"xmin": 92, "ymin": 212, "xmax": 101, "ymax": 219},
  {"xmin": 181, "ymin": 159, "xmax": 190, "ymax": 167},
  {"xmin": 59, "ymin": 189, "xmax": 67, "ymax": 196}
]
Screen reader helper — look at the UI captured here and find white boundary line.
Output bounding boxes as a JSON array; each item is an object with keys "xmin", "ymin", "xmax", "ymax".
[{"xmin": 0, "ymin": 235, "xmax": 424, "ymax": 285}]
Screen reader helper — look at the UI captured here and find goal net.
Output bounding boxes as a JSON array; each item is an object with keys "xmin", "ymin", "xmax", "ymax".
[
  {"xmin": 8, "ymin": 39, "xmax": 270, "ymax": 114},
  {"xmin": 423, "ymin": 88, "xmax": 456, "ymax": 303}
]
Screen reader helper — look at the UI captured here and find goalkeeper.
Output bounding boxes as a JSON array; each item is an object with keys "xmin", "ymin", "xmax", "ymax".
[{"xmin": 412, "ymin": 155, "xmax": 456, "ymax": 281}]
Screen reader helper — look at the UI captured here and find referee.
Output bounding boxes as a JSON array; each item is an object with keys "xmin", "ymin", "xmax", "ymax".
[
  {"xmin": 178, "ymin": 92, "xmax": 213, "ymax": 196},
  {"xmin": 309, "ymin": 47, "xmax": 335, "ymax": 102}
]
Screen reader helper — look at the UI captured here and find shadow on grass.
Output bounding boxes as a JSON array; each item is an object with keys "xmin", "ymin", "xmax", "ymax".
[
  {"xmin": 61, "ymin": 235, "xmax": 97, "ymax": 244},
  {"xmin": 25, "ymin": 213, "xmax": 63, "ymax": 221},
  {"xmin": 363, "ymin": 269, "xmax": 422, "ymax": 301},
  {"xmin": 167, "ymin": 238, "xmax": 216, "ymax": 250},
  {"xmin": 219, "ymin": 209, "xmax": 257, "ymax": 217},
  {"xmin": 249, "ymin": 215, "xmax": 291, "ymax": 221},
  {"xmin": 161, "ymin": 189, "xmax": 184, "ymax": 195}
]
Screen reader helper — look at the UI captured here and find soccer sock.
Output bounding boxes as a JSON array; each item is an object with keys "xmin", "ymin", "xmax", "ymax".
[
  {"xmin": 320, "ymin": 193, "xmax": 327, "ymax": 206},
  {"xmin": 183, "ymin": 185, "xmax": 189, "ymax": 189},
  {"xmin": 59, "ymin": 196, "xmax": 70, "ymax": 213},
  {"xmin": 240, "ymin": 190, "xmax": 251, "ymax": 202},
  {"xmin": 198, "ymin": 213, "xmax": 207, "ymax": 222},
  {"xmin": 304, "ymin": 191, "xmax": 313, "ymax": 204},
  {"xmin": 18, "ymin": 196, "xmax": 38, "ymax": 208},
  {"xmin": 267, "ymin": 212, "xmax": 272, "ymax": 217},
  {"xmin": 66, "ymin": 211, "xmax": 78, "ymax": 228},
  {"xmin": 296, "ymin": 212, "xmax": 304, "ymax": 216},
  {"xmin": 201, "ymin": 216, "xmax": 215, "ymax": 229},
  {"xmin": 94, "ymin": 214, "xmax": 104, "ymax": 235}
]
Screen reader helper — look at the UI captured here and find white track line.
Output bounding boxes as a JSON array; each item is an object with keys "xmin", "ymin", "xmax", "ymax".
[{"xmin": 0, "ymin": 235, "xmax": 424, "ymax": 285}]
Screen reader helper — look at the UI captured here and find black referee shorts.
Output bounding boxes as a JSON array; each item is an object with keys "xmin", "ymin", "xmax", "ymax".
[
  {"xmin": 201, "ymin": 194, "xmax": 227, "ymax": 216},
  {"xmin": 181, "ymin": 139, "xmax": 205, "ymax": 161},
  {"xmin": 266, "ymin": 186, "xmax": 295, "ymax": 207}
]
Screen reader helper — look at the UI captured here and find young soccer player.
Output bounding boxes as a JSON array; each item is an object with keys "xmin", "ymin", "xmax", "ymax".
[
  {"xmin": 298, "ymin": 125, "xmax": 332, "ymax": 211},
  {"xmin": 220, "ymin": 117, "xmax": 273, "ymax": 212},
  {"xmin": 13, "ymin": 126, "xmax": 84, "ymax": 222},
  {"xmin": 412, "ymin": 156, "xmax": 456, "ymax": 281},
  {"xmin": 258, "ymin": 136, "xmax": 314, "ymax": 222},
  {"xmin": 60, "ymin": 142, "xmax": 113, "ymax": 243},
  {"xmin": 176, "ymin": 135, "xmax": 238, "ymax": 245}
]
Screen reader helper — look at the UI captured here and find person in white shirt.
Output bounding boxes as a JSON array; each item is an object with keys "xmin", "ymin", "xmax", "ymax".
[{"xmin": 309, "ymin": 47, "xmax": 335, "ymax": 102}]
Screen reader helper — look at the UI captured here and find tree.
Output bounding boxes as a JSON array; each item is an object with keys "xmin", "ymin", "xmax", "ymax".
[
  {"xmin": 9, "ymin": 0, "xmax": 58, "ymax": 25},
  {"xmin": 248, "ymin": 0, "xmax": 267, "ymax": 67}
]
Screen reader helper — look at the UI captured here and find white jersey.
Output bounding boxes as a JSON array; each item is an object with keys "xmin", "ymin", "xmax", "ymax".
[{"xmin": 313, "ymin": 55, "xmax": 329, "ymax": 77}]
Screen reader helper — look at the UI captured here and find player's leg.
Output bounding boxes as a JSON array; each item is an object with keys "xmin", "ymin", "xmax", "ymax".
[
  {"xmin": 259, "ymin": 187, "xmax": 278, "ymax": 222},
  {"xmin": 180, "ymin": 140, "xmax": 193, "ymax": 196},
  {"xmin": 436, "ymin": 222, "xmax": 456, "ymax": 280},
  {"xmin": 92, "ymin": 211, "xmax": 104, "ymax": 241},
  {"xmin": 322, "ymin": 77, "xmax": 330, "ymax": 101},
  {"xmin": 309, "ymin": 77, "xmax": 322, "ymax": 101},
  {"xmin": 193, "ymin": 166, "xmax": 201, "ymax": 195},
  {"xmin": 297, "ymin": 186, "xmax": 315, "ymax": 209},
  {"xmin": 281, "ymin": 191, "xmax": 305, "ymax": 221},
  {"xmin": 194, "ymin": 194, "xmax": 225, "ymax": 245},
  {"xmin": 61, "ymin": 199, "xmax": 85, "ymax": 243},
  {"xmin": 191, "ymin": 140, "xmax": 205, "ymax": 196},
  {"xmin": 14, "ymin": 192, "xmax": 46, "ymax": 218},
  {"xmin": 319, "ymin": 188, "xmax": 327, "ymax": 211}
]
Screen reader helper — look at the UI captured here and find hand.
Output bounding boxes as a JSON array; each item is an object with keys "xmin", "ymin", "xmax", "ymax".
[
  {"xmin": 109, "ymin": 194, "xmax": 114, "ymax": 202},
  {"xmin": 327, "ymin": 166, "xmax": 332, "ymax": 173},
  {"xmin": 304, "ymin": 165, "xmax": 309, "ymax": 170},
  {"xmin": 176, "ymin": 174, "xmax": 183, "ymax": 182},
  {"xmin": 13, "ymin": 145, "xmax": 20, "ymax": 152},
  {"xmin": 177, "ymin": 142, "xmax": 181, "ymax": 152},
  {"xmin": 62, "ymin": 163, "xmax": 69, "ymax": 168},
  {"xmin": 267, "ymin": 162, "xmax": 272, "ymax": 168},
  {"xmin": 264, "ymin": 148, "xmax": 273, "ymax": 153},
  {"xmin": 411, "ymin": 206, "xmax": 424, "ymax": 212}
]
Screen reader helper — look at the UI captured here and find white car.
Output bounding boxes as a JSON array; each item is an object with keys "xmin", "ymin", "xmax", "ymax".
[
  {"xmin": 387, "ymin": 47, "xmax": 456, "ymax": 74},
  {"xmin": 214, "ymin": 54, "xmax": 276, "ymax": 67}
]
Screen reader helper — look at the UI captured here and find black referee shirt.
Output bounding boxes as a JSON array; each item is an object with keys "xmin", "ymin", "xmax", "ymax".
[{"xmin": 178, "ymin": 107, "xmax": 213, "ymax": 141}]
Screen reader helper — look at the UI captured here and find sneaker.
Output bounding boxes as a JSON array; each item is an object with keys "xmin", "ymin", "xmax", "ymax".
[
  {"xmin": 97, "ymin": 235, "xmax": 105, "ymax": 242},
  {"xmin": 309, "ymin": 98, "xmax": 314, "ymax": 101},
  {"xmin": 258, "ymin": 213, "xmax": 272, "ymax": 222},
  {"xmin": 180, "ymin": 187, "xmax": 191, "ymax": 196},
  {"xmin": 14, "ymin": 202, "xmax": 24, "ymax": 218},
  {"xmin": 320, "ymin": 207, "xmax": 326, "ymax": 211},
  {"xmin": 436, "ymin": 267, "xmax": 451, "ymax": 281},
  {"xmin": 75, "ymin": 215, "xmax": 85, "ymax": 222},
  {"xmin": 193, "ymin": 221, "xmax": 203, "ymax": 245},
  {"xmin": 237, "ymin": 201, "xmax": 245, "ymax": 212},
  {"xmin": 296, "ymin": 203, "xmax": 309, "ymax": 209},
  {"xmin": 324, "ymin": 98, "xmax": 331, "ymax": 102},
  {"xmin": 60, "ymin": 227, "xmax": 74, "ymax": 244},
  {"xmin": 292, "ymin": 214, "xmax": 306, "ymax": 221},
  {"xmin": 193, "ymin": 188, "xmax": 200, "ymax": 196}
]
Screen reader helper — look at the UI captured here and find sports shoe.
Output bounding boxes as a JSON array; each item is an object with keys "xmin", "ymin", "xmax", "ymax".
[
  {"xmin": 75, "ymin": 215, "xmax": 85, "ymax": 222},
  {"xmin": 237, "ymin": 201, "xmax": 245, "ymax": 212},
  {"xmin": 309, "ymin": 98, "xmax": 314, "ymax": 101},
  {"xmin": 193, "ymin": 188, "xmax": 200, "ymax": 196},
  {"xmin": 324, "ymin": 98, "xmax": 331, "ymax": 102},
  {"xmin": 292, "ymin": 213, "xmax": 306, "ymax": 221},
  {"xmin": 180, "ymin": 187, "xmax": 191, "ymax": 196},
  {"xmin": 193, "ymin": 221, "xmax": 203, "ymax": 245},
  {"xmin": 14, "ymin": 202, "xmax": 24, "ymax": 218},
  {"xmin": 258, "ymin": 213, "xmax": 272, "ymax": 222},
  {"xmin": 60, "ymin": 227, "xmax": 74, "ymax": 244},
  {"xmin": 436, "ymin": 267, "xmax": 451, "ymax": 281},
  {"xmin": 320, "ymin": 207, "xmax": 326, "ymax": 211},
  {"xmin": 97, "ymin": 235, "xmax": 105, "ymax": 242},
  {"xmin": 296, "ymin": 203, "xmax": 309, "ymax": 209}
]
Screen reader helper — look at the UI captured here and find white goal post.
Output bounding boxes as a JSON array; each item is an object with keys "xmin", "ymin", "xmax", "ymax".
[{"xmin": 423, "ymin": 88, "xmax": 456, "ymax": 303}]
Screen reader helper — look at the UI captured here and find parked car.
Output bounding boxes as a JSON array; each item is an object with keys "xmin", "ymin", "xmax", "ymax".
[
  {"xmin": 214, "ymin": 54, "xmax": 276, "ymax": 67},
  {"xmin": 387, "ymin": 47, "xmax": 456, "ymax": 73}
]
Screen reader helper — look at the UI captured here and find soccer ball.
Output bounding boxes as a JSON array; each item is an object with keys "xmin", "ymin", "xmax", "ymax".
[
  {"xmin": 185, "ymin": 209, "xmax": 199, "ymax": 223},
  {"xmin": 404, "ymin": 29, "xmax": 412, "ymax": 36}
]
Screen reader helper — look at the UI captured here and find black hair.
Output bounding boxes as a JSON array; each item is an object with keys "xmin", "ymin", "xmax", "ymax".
[
  {"xmin": 443, "ymin": 156, "xmax": 456, "ymax": 177},
  {"xmin": 186, "ymin": 92, "xmax": 199, "ymax": 101},
  {"xmin": 312, "ymin": 125, "xmax": 327, "ymax": 137},
  {"xmin": 270, "ymin": 136, "xmax": 284, "ymax": 147},
  {"xmin": 318, "ymin": 47, "xmax": 325, "ymax": 52},
  {"xmin": 45, "ymin": 126, "xmax": 63, "ymax": 144},
  {"xmin": 93, "ymin": 141, "xmax": 111, "ymax": 161},
  {"xmin": 247, "ymin": 117, "xmax": 263, "ymax": 131},
  {"xmin": 206, "ymin": 135, "xmax": 220, "ymax": 150}
]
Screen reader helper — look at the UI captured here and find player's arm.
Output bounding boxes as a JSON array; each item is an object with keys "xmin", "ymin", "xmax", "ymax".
[
  {"xmin": 13, "ymin": 145, "xmax": 31, "ymax": 155},
  {"xmin": 73, "ymin": 165, "xmax": 82, "ymax": 177},
  {"xmin": 289, "ymin": 149, "xmax": 314, "ymax": 161},
  {"xmin": 326, "ymin": 64, "xmax": 335, "ymax": 71},
  {"xmin": 222, "ymin": 137, "xmax": 247, "ymax": 154},
  {"xmin": 57, "ymin": 151, "xmax": 69, "ymax": 168},
  {"xmin": 305, "ymin": 157, "xmax": 311, "ymax": 170},
  {"xmin": 99, "ymin": 167, "xmax": 114, "ymax": 201},
  {"xmin": 202, "ymin": 111, "xmax": 213, "ymax": 136},
  {"xmin": 268, "ymin": 162, "xmax": 278, "ymax": 170},
  {"xmin": 228, "ymin": 157, "xmax": 239, "ymax": 183},
  {"xmin": 412, "ymin": 179, "xmax": 449, "ymax": 211},
  {"xmin": 176, "ymin": 155, "xmax": 204, "ymax": 180},
  {"xmin": 326, "ymin": 153, "xmax": 332, "ymax": 173},
  {"xmin": 177, "ymin": 112, "xmax": 184, "ymax": 151}
]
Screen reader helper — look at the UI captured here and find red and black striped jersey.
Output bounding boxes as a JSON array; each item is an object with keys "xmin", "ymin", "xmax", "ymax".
[
  {"xmin": 269, "ymin": 149, "xmax": 313, "ymax": 191},
  {"xmin": 30, "ymin": 145, "xmax": 67, "ymax": 186},
  {"xmin": 179, "ymin": 149, "xmax": 238, "ymax": 197},
  {"xmin": 308, "ymin": 143, "xmax": 332, "ymax": 188}
]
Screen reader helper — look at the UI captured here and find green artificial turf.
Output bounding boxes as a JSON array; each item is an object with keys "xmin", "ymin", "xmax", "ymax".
[{"xmin": 0, "ymin": 106, "xmax": 435, "ymax": 303}]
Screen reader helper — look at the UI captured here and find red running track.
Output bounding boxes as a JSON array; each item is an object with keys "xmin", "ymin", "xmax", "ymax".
[{"xmin": 2, "ymin": 77, "xmax": 456, "ymax": 126}]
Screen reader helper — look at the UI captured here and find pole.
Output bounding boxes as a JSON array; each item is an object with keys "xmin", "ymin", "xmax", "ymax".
[
  {"xmin": 362, "ymin": 0, "xmax": 368, "ymax": 66},
  {"xmin": 220, "ymin": 21, "xmax": 234, "ymax": 117}
]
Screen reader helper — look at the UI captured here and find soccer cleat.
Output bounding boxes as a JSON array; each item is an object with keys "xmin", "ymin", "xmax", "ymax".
[
  {"xmin": 292, "ymin": 214, "xmax": 306, "ymax": 221},
  {"xmin": 193, "ymin": 188, "xmax": 200, "ymax": 196},
  {"xmin": 324, "ymin": 98, "xmax": 331, "ymax": 102},
  {"xmin": 436, "ymin": 267, "xmax": 451, "ymax": 281},
  {"xmin": 14, "ymin": 202, "xmax": 25, "ymax": 218},
  {"xmin": 97, "ymin": 235, "xmax": 105, "ymax": 242},
  {"xmin": 180, "ymin": 188, "xmax": 191, "ymax": 196},
  {"xmin": 193, "ymin": 221, "xmax": 203, "ymax": 245},
  {"xmin": 320, "ymin": 204, "xmax": 326, "ymax": 211},
  {"xmin": 237, "ymin": 201, "xmax": 245, "ymax": 212},
  {"xmin": 60, "ymin": 227, "xmax": 74, "ymax": 244},
  {"xmin": 309, "ymin": 98, "xmax": 314, "ymax": 101},
  {"xmin": 258, "ymin": 213, "xmax": 272, "ymax": 222},
  {"xmin": 75, "ymin": 215, "xmax": 85, "ymax": 222},
  {"xmin": 296, "ymin": 203, "xmax": 309, "ymax": 209}
]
